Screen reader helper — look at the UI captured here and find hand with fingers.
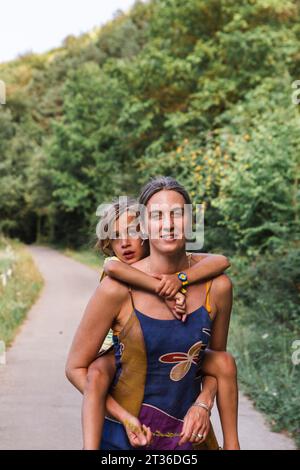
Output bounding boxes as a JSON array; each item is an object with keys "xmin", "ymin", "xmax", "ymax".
[
  {"xmin": 178, "ymin": 401, "xmax": 211, "ymax": 447},
  {"xmin": 164, "ymin": 291, "xmax": 187, "ymax": 322},
  {"xmin": 122, "ymin": 413, "xmax": 153, "ymax": 448},
  {"xmin": 150, "ymin": 272, "xmax": 187, "ymax": 321},
  {"xmin": 153, "ymin": 273, "xmax": 183, "ymax": 299}
]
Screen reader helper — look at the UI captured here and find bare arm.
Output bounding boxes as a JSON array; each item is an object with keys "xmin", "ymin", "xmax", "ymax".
[
  {"xmin": 104, "ymin": 254, "xmax": 230, "ymax": 298},
  {"xmin": 179, "ymin": 274, "xmax": 233, "ymax": 444},
  {"xmin": 208, "ymin": 273, "xmax": 233, "ymax": 351},
  {"xmin": 187, "ymin": 253, "xmax": 230, "ymax": 284},
  {"xmin": 104, "ymin": 260, "xmax": 161, "ymax": 293},
  {"xmin": 199, "ymin": 273, "xmax": 233, "ymax": 401},
  {"xmin": 65, "ymin": 277, "xmax": 128, "ymax": 393},
  {"xmin": 155, "ymin": 253, "xmax": 230, "ymax": 298},
  {"xmin": 104, "ymin": 259, "xmax": 187, "ymax": 320}
]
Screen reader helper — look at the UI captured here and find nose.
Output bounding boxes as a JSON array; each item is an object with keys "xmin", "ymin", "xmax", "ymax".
[
  {"xmin": 120, "ymin": 237, "xmax": 130, "ymax": 248},
  {"xmin": 162, "ymin": 213, "xmax": 174, "ymax": 233}
]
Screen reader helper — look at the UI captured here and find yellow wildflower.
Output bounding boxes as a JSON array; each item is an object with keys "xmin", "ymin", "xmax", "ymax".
[{"xmin": 215, "ymin": 146, "xmax": 221, "ymax": 156}]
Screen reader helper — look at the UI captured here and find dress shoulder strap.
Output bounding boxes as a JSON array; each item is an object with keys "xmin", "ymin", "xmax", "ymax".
[
  {"xmin": 204, "ymin": 279, "xmax": 213, "ymax": 314},
  {"xmin": 99, "ymin": 269, "xmax": 106, "ymax": 283}
]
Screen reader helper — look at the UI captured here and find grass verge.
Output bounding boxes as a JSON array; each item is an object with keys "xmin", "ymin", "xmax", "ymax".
[
  {"xmin": 0, "ymin": 236, "xmax": 43, "ymax": 347},
  {"xmin": 227, "ymin": 251, "xmax": 300, "ymax": 448}
]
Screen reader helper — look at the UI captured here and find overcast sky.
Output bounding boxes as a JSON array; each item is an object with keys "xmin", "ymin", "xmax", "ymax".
[{"xmin": 0, "ymin": 0, "xmax": 137, "ymax": 63}]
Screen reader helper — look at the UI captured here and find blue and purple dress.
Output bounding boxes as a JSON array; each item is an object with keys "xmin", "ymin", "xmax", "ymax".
[{"xmin": 101, "ymin": 279, "xmax": 219, "ymax": 450}]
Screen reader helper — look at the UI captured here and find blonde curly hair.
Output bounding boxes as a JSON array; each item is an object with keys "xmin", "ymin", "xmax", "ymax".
[{"xmin": 95, "ymin": 197, "xmax": 143, "ymax": 257}]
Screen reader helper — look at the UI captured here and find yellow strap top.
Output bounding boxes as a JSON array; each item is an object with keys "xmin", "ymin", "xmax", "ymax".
[
  {"xmin": 205, "ymin": 279, "xmax": 213, "ymax": 313},
  {"xmin": 188, "ymin": 253, "xmax": 213, "ymax": 314},
  {"xmin": 100, "ymin": 255, "xmax": 120, "ymax": 282}
]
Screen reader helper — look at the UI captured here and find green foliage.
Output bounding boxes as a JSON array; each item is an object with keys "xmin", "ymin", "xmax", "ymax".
[
  {"xmin": 212, "ymin": 78, "xmax": 299, "ymax": 253},
  {"xmin": 228, "ymin": 248, "xmax": 300, "ymax": 446},
  {"xmin": 1, "ymin": 0, "xmax": 299, "ymax": 249}
]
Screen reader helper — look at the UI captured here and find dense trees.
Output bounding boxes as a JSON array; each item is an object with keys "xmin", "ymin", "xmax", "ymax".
[{"xmin": 0, "ymin": 0, "xmax": 299, "ymax": 252}]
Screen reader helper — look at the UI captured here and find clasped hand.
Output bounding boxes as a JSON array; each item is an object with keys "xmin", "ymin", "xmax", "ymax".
[{"xmin": 152, "ymin": 273, "xmax": 187, "ymax": 322}]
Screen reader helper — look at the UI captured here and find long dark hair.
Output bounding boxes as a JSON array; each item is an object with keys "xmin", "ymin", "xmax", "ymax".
[{"xmin": 139, "ymin": 176, "xmax": 192, "ymax": 206}]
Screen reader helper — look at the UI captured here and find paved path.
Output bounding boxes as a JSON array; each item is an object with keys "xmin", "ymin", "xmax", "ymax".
[{"xmin": 0, "ymin": 246, "xmax": 296, "ymax": 449}]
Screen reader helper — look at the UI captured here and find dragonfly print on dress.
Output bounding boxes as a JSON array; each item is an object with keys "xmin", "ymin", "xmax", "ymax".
[
  {"xmin": 159, "ymin": 341, "xmax": 207, "ymax": 381},
  {"xmin": 101, "ymin": 278, "xmax": 219, "ymax": 450}
]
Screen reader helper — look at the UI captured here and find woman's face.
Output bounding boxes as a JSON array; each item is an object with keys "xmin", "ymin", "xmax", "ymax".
[
  {"xmin": 145, "ymin": 189, "xmax": 189, "ymax": 255},
  {"xmin": 110, "ymin": 211, "xmax": 146, "ymax": 264}
]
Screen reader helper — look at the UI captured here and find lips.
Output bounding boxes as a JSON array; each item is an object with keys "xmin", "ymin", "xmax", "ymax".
[
  {"xmin": 160, "ymin": 233, "xmax": 176, "ymax": 240},
  {"xmin": 123, "ymin": 250, "xmax": 135, "ymax": 259}
]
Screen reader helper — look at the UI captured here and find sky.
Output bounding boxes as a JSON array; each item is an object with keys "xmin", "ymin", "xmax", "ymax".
[{"xmin": 0, "ymin": 0, "xmax": 137, "ymax": 63}]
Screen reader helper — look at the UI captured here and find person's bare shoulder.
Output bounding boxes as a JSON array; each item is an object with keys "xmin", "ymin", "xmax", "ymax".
[
  {"xmin": 95, "ymin": 275, "xmax": 129, "ymax": 303},
  {"xmin": 210, "ymin": 273, "xmax": 233, "ymax": 305},
  {"xmin": 188, "ymin": 252, "xmax": 207, "ymax": 262}
]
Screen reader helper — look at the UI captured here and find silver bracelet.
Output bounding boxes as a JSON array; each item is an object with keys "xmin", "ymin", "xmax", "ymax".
[{"xmin": 191, "ymin": 401, "xmax": 211, "ymax": 416}]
